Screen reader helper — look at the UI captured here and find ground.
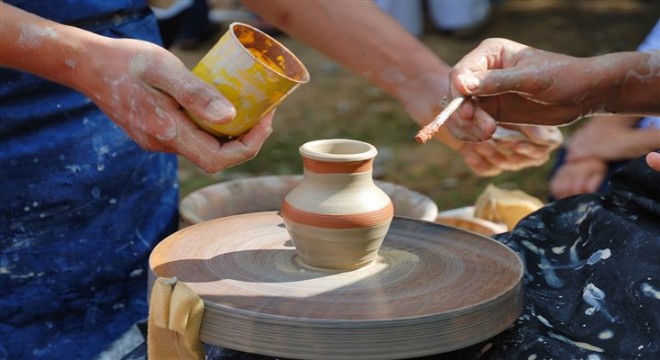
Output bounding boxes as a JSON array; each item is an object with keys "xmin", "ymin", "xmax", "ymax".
[{"xmin": 172, "ymin": 0, "xmax": 659, "ymax": 212}]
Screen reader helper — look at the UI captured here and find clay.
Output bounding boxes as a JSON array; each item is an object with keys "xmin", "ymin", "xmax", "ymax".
[{"xmin": 281, "ymin": 139, "xmax": 394, "ymax": 270}]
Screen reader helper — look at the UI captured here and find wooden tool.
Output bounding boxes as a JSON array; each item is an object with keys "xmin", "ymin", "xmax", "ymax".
[{"xmin": 415, "ymin": 97, "xmax": 465, "ymax": 144}]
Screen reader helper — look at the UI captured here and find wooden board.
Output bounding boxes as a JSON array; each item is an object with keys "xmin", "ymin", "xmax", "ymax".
[{"xmin": 149, "ymin": 211, "xmax": 523, "ymax": 359}]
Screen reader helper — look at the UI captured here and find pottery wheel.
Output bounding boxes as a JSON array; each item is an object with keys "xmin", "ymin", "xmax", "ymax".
[{"xmin": 149, "ymin": 211, "xmax": 523, "ymax": 360}]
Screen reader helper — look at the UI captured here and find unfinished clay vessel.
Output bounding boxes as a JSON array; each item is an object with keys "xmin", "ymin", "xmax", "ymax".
[{"xmin": 281, "ymin": 139, "xmax": 394, "ymax": 270}]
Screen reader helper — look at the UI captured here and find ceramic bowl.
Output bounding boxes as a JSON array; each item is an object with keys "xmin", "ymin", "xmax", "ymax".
[{"xmin": 179, "ymin": 175, "xmax": 438, "ymax": 227}]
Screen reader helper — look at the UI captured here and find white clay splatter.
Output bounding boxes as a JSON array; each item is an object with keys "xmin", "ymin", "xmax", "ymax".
[
  {"xmin": 523, "ymin": 240, "xmax": 564, "ymax": 288},
  {"xmin": 65, "ymin": 59, "xmax": 76, "ymax": 69},
  {"xmin": 586, "ymin": 248, "xmax": 611, "ymax": 265},
  {"xmin": 598, "ymin": 329, "xmax": 614, "ymax": 340},
  {"xmin": 536, "ymin": 315, "xmax": 553, "ymax": 328},
  {"xmin": 548, "ymin": 331, "xmax": 604, "ymax": 352},
  {"xmin": 19, "ymin": 24, "xmax": 59, "ymax": 48},
  {"xmin": 583, "ymin": 283, "xmax": 617, "ymax": 322},
  {"xmin": 551, "ymin": 246, "xmax": 566, "ymax": 254},
  {"xmin": 640, "ymin": 282, "xmax": 660, "ymax": 299}
]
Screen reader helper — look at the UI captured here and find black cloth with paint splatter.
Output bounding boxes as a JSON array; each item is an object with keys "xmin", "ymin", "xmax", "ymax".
[{"xmin": 472, "ymin": 151, "xmax": 660, "ymax": 359}]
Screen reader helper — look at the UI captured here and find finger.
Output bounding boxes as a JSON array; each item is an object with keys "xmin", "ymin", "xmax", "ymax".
[
  {"xmin": 570, "ymin": 172, "xmax": 592, "ymax": 197},
  {"xmin": 512, "ymin": 141, "xmax": 554, "ymax": 159},
  {"xmin": 446, "ymin": 101, "xmax": 497, "ymax": 142},
  {"xmin": 143, "ymin": 54, "xmax": 236, "ymax": 125},
  {"xmin": 549, "ymin": 168, "xmax": 574, "ymax": 199},
  {"xmin": 215, "ymin": 111, "xmax": 275, "ymax": 168},
  {"xmin": 584, "ymin": 170, "xmax": 605, "ymax": 194},
  {"xmin": 451, "ymin": 38, "xmax": 524, "ymax": 94},
  {"xmin": 516, "ymin": 125, "xmax": 564, "ymax": 146},
  {"xmin": 461, "ymin": 148, "xmax": 502, "ymax": 177},
  {"xmin": 472, "ymin": 141, "xmax": 511, "ymax": 169},
  {"xmin": 646, "ymin": 151, "xmax": 660, "ymax": 171}
]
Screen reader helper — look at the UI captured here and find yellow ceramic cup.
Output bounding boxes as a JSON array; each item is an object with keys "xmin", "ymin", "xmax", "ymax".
[{"xmin": 188, "ymin": 22, "xmax": 310, "ymax": 137}]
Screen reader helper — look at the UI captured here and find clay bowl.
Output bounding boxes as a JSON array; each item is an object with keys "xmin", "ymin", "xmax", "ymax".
[
  {"xmin": 180, "ymin": 175, "xmax": 438, "ymax": 226},
  {"xmin": 435, "ymin": 206, "xmax": 507, "ymax": 236}
]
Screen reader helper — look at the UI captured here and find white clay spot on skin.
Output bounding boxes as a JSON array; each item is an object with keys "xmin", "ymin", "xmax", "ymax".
[
  {"xmin": 154, "ymin": 106, "xmax": 177, "ymax": 141},
  {"xmin": 624, "ymin": 50, "xmax": 660, "ymax": 84},
  {"xmin": 18, "ymin": 24, "xmax": 59, "ymax": 48},
  {"xmin": 65, "ymin": 59, "xmax": 76, "ymax": 69},
  {"xmin": 128, "ymin": 53, "xmax": 149, "ymax": 76}
]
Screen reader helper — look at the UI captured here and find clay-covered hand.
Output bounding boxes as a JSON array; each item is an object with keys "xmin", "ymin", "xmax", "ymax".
[
  {"xmin": 549, "ymin": 157, "xmax": 607, "ymax": 199},
  {"xmin": 0, "ymin": 2, "xmax": 273, "ymax": 174},
  {"xmin": 79, "ymin": 38, "xmax": 273, "ymax": 173},
  {"xmin": 446, "ymin": 38, "xmax": 659, "ymax": 142},
  {"xmin": 401, "ymin": 79, "xmax": 562, "ymax": 176},
  {"xmin": 458, "ymin": 125, "xmax": 562, "ymax": 176}
]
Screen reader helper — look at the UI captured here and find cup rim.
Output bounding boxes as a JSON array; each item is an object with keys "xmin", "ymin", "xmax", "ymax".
[{"xmin": 229, "ymin": 22, "xmax": 310, "ymax": 84}]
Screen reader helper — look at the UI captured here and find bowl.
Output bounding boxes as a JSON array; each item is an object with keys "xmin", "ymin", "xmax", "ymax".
[
  {"xmin": 180, "ymin": 175, "xmax": 438, "ymax": 227},
  {"xmin": 435, "ymin": 206, "xmax": 507, "ymax": 237}
]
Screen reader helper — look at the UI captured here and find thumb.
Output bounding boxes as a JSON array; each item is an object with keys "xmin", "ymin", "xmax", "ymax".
[{"xmin": 455, "ymin": 68, "xmax": 530, "ymax": 97}]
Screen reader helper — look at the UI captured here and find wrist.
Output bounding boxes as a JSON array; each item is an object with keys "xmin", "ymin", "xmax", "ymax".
[{"xmin": 592, "ymin": 51, "xmax": 660, "ymax": 115}]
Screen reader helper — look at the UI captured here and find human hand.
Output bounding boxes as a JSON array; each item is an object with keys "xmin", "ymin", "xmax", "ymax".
[
  {"xmin": 549, "ymin": 157, "xmax": 607, "ymax": 199},
  {"xmin": 446, "ymin": 38, "xmax": 612, "ymax": 142},
  {"xmin": 78, "ymin": 37, "xmax": 272, "ymax": 173},
  {"xmin": 565, "ymin": 117, "xmax": 660, "ymax": 164},
  {"xmin": 459, "ymin": 125, "xmax": 562, "ymax": 176},
  {"xmin": 397, "ymin": 75, "xmax": 562, "ymax": 176}
]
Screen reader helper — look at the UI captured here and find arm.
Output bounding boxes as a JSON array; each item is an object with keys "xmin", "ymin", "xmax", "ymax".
[
  {"xmin": 447, "ymin": 38, "xmax": 660, "ymax": 142},
  {"xmin": 242, "ymin": 0, "xmax": 458, "ymax": 144},
  {"xmin": 0, "ymin": 2, "xmax": 273, "ymax": 173},
  {"xmin": 242, "ymin": 1, "xmax": 561, "ymax": 176},
  {"xmin": 565, "ymin": 116, "xmax": 660, "ymax": 162}
]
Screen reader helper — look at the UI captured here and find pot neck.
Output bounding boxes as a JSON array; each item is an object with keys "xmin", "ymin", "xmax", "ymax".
[{"xmin": 302, "ymin": 157, "xmax": 374, "ymax": 174}]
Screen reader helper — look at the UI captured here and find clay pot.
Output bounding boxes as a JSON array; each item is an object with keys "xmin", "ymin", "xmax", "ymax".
[{"xmin": 281, "ymin": 139, "xmax": 394, "ymax": 270}]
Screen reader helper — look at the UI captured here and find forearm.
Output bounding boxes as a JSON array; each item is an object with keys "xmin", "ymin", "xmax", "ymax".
[
  {"xmin": 242, "ymin": 0, "xmax": 462, "ymax": 148},
  {"xmin": 0, "ymin": 2, "xmax": 123, "ymax": 96},
  {"xmin": 241, "ymin": 1, "xmax": 450, "ymax": 106},
  {"xmin": 591, "ymin": 51, "xmax": 660, "ymax": 116}
]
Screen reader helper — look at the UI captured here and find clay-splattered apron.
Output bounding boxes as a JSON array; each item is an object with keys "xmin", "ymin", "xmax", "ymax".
[{"xmin": 0, "ymin": 1, "xmax": 178, "ymax": 359}]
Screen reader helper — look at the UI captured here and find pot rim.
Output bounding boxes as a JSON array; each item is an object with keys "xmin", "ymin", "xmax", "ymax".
[{"xmin": 299, "ymin": 138, "xmax": 377, "ymax": 162}]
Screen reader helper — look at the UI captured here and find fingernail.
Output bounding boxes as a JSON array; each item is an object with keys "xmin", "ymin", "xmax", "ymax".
[
  {"xmin": 207, "ymin": 98, "xmax": 236, "ymax": 122},
  {"xmin": 458, "ymin": 75, "xmax": 481, "ymax": 93}
]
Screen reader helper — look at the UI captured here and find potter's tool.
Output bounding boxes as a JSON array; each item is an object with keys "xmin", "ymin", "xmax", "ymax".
[
  {"xmin": 149, "ymin": 211, "xmax": 524, "ymax": 360},
  {"xmin": 415, "ymin": 96, "xmax": 465, "ymax": 144}
]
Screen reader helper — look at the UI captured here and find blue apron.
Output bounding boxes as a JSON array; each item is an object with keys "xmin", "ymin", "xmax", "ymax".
[{"xmin": 0, "ymin": 1, "xmax": 178, "ymax": 359}]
